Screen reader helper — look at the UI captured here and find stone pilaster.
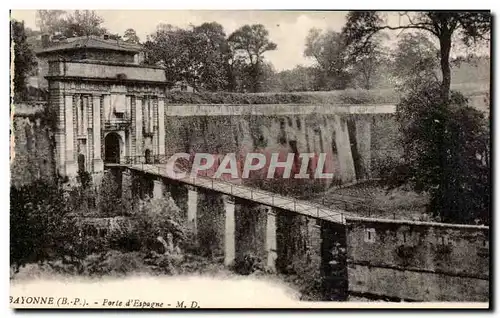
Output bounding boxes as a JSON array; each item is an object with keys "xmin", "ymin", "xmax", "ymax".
[
  {"xmin": 158, "ymin": 98, "xmax": 165, "ymax": 156},
  {"xmin": 92, "ymin": 95, "xmax": 103, "ymax": 172},
  {"xmin": 135, "ymin": 96, "xmax": 143, "ymax": 157},
  {"xmin": 64, "ymin": 94, "xmax": 77, "ymax": 177}
]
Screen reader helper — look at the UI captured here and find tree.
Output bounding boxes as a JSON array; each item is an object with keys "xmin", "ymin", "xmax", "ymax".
[
  {"xmin": 342, "ymin": 11, "xmax": 491, "ymax": 100},
  {"xmin": 35, "ymin": 10, "xmax": 107, "ymax": 38},
  {"xmin": 35, "ymin": 10, "xmax": 66, "ymax": 34},
  {"xmin": 276, "ymin": 66, "xmax": 317, "ymax": 92},
  {"xmin": 351, "ymin": 34, "xmax": 389, "ymax": 90},
  {"xmin": 11, "ymin": 20, "xmax": 37, "ymax": 102},
  {"xmin": 228, "ymin": 24, "xmax": 277, "ymax": 92},
  {"xmin": 192, "ymin": 22, "xmax": 231, "ymax": 91},
  {"xmin": 123, "ymin": 28, "xmax": 140, "ymax": 44},
  {"xmin": 304, "ymin": 28, "xmax": 351, "ymax": 90},
  {"xmin": 145, "ymin": 22, "xmax": 231, "ymax": 91},
  {"xmin": 391, "ymin": 32, "xmax": 440, "ymax": 90},
  {"xmin": 62, "ymin": 10, "xmax": 107, "ymax": 37},
  {"xmin": 395, "ymin": 80, "xmax": 490, "ymax": 224},
  {"xmin": 144, "ymin": 24, "xmax": 196, "ymax": 89}
]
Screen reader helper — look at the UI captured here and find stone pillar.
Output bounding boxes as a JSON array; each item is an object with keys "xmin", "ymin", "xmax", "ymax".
[
  {"xmin": 266, "ymin": 208, "xmax": 278, "ymax": 271},
  {"xmin": 187, "ymin": 187, "xmax": 198, "ymax": 236},
  {"xmin": 135, "ymin": 96, "xmax": 143, "ymax": 158},
  {"xmin": 197, "ymin": 191, "xmax": 226, "ymax": 258},
  {"xmin": 235, "ymin": 202, "xmax": 267, "ymax": 262},
  {"xmin": 92, "ymin": 95, "xmax": 103, "ymax": 172},
  {"xmin": 355, "ymin": 117, "xmax": 372, "ymax": 180},
  {"xmin": 64, "ymin": 94, "xmax": 77, "ymax": 177},
  {"xmin": 153, "ymin": 179, "xmax": 164, "ymax": 199},
  {"xmin": 223, "ymin": 195, "xmax": 236, "ymax": 266},
  {"xmin": 158, "ymin": 98, "xmax": 165, "ymax": 156},
  {"xmin": 276, "ymin": 210, "xmax": 312, "ymax": 274}
]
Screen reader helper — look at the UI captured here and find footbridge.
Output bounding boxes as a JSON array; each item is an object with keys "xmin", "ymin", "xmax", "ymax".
[{"xmin": 112, "ymin": 155, "xmax": 351, "ymax": 224}]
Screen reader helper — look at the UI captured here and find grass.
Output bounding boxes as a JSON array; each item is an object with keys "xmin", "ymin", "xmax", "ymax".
[{"xmin": 309, "ymin": 180, "xmax": 430, "ymax": 221}]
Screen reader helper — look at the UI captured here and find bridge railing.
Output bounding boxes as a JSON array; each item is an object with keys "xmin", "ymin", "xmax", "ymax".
[{"xmin": 120, "ymin": 155, "xmax": 346, "ymax": 224}]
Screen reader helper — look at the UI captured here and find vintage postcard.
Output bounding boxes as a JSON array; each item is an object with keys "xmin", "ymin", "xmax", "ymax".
[{"xmin": 9, "ymin": 9, "xmax": 491, "ymax": 309}]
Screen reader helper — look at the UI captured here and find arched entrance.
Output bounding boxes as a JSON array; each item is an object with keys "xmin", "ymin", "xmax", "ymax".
[{"xmin": 104, "ymin": 133, "xmax": 121, "ymax": 163}]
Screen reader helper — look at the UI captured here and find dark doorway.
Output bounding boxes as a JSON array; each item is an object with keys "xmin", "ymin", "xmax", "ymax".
[
  {"xmin": 104, "ymin": 133, "xmax": 121, "ymax": 163},
  {"xmin": 78, "ymin": 154, "xmax": 86, "ymax": 173},
  {"xmin": 145, "ymin": 149, "xmax": 152, "ymax": 164}
]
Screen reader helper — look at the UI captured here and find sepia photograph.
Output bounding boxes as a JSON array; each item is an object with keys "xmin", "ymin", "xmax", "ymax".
[{"xmin": 8, "ymin": 9, "xmax": 491, "ymax": 309}]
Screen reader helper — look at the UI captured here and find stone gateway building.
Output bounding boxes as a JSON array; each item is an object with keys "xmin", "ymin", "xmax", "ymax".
[{"xmin": 38, "ymin": 36, "xmax": 167, "ymax": 179}]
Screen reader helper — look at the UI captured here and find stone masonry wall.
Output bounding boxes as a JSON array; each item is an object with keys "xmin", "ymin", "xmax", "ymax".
[
  {"xmin": 164, "ymin": 112, "xmax": 401, "ymax": 196},
  {"xmin": 346, "ymin": 218, "xmax": 489, "ymax": 301}
]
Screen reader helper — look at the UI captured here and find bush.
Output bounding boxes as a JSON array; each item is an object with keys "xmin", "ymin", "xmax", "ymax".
[
  {"xmin": 232, "ymin": 253, "xmax": 266, "ymax": 275},
  {"xmin": 396, "ymin": 80, "xmax": 490, "ymax": 224},
  {"xmin": 10, "ymin": 179, "xmax": 72, "ymax": 272},
  {"xmin": 130, "ymin": 196, "xmax": 188, "ymax": 253}
]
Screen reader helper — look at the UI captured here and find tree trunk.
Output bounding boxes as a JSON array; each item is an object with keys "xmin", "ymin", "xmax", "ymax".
[
  {"xmin": 439, "ymin": 34, "xmax": 452, "ymax": 103},
  {"xmin": 252, "ymin": 62, "xmax": 260, "ymax": 93}
]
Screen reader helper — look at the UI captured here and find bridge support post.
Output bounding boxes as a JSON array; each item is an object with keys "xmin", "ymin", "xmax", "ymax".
[
  {"xmin": 265, "ymin": 207, "xmax": 278, "ymax": 272},
  {"xmin": 223, "ymin": 196, "xmax": 236, "ymax": 266},
  {"xmin": 197, "ymin": 191, "xmax": 226, "ymax": 258},
  {"xmin": 275, "ymin": 211, "xmax": 321, "ymax": 277},
  {"xmin": 187, "ymin": 186, "xmax": 198, "ymax": 237},
  {"xmin": 153, "ymin": 179, "xmax": 164, "ymax": 199}
]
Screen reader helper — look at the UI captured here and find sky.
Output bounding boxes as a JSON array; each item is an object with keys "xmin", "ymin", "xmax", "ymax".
[
  {"xmin": 10, "ymin": 10, "xmax": 490, "ymax": 71},
  {"xmin": 11, "ymin": 10, "xmax": 349, "ymax": 71}
]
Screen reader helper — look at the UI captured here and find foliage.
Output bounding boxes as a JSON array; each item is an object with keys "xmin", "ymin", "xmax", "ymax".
[
  {"xmin": 351, "ymin": 34, "xmax": 390, "ymax": 90},
  {"xmin": 392, "ymin": 32, "xmax": 440, "ymax": 90},
  {"xmin": 11, "ymin": 20, "xmax": 37, "ymax": 103},
  {"xmin": 123, "ymin": 28, "xmax": 140, "ymax": 44},
  {"xmin": 164, "ymin": 89, "xmax": 398, "ymax": 105},
  {"xmin": 304, "ymin": 29, "xmax": 352, "ymax": 90},
  {"xmin": 10, "ymin": 179, "xmax": 71, "ymax": 272},
  {"xmin": 98, "ymin": 171, "xmax": 130, "ymax": 218},
  {"xmin": 228, "ymin": 24, "xmax": 277, "ymax": 92},
  {"xmin": 232, "ymin": 253, "xmax": 266, "ymax": 275},
  {"xmin": 395, "ymin": 80, "xmax": 490, "ymax": 224},
  {"xmin": 36, "ymin": 10, "xmax": 107, "ymax": 38},
  {"xmin": 130, "ymin": 196, "xmax": 187, "ymax": 253},
  {"xmin": 342, "ymin": 11, "xmax": 491, "ymax": 99},
  {"xmin": 275, "ymin": 66, "xmax": 317, "ymax": 92},
  {"xmin": 35, "ymin": 10, "xmax": 66, "ymax": 34},
  {"xmin": 144, "ymin": 23, "xmax": 231, "ymax": 91}
]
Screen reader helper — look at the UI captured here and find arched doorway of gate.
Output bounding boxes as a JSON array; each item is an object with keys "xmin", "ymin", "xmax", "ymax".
[
  {"xmin": 104, "ymin": 132, "xmax": 122, "ymax": 164},
  {"xmin": 145, "ymin": 149, "xmax": 152, "ymax": 164}
]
